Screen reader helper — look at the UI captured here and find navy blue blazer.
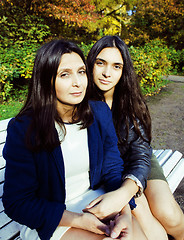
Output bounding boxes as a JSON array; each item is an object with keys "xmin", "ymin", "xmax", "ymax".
[{"xmin": 3, "ymin": 101, "xmax": 134, "ymax": 240}]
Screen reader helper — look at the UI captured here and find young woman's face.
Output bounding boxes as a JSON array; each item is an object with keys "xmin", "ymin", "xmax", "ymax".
[
  {"xmin": 55, "ymin": 52, "xmax": 87, "ymax": 111},
  {"xmin": 93, "ymin": 47, "xmax": 123, "ymax": 95}
]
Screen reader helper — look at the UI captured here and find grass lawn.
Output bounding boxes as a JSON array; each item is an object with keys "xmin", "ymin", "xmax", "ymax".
[{"xmin": 0, "ymin": 100, "xmax": 24, "ymax": 120}]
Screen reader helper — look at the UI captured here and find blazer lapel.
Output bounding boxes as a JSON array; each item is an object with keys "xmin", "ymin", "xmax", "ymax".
[
  {"xmin": 87, "ymin": 122, "xmax": 100, "ymax": 187},
  {"xmin": 51, "ymin": 146, "xmax": 65, "ymax": 186}
]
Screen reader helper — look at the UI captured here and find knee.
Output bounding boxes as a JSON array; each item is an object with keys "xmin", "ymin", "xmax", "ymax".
[{"xmin": 152, "ymin": 203, "xmax": 183, "ymax": 228}]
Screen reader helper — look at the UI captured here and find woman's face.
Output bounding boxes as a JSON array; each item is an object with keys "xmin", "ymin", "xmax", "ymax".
[
  {"xmin": 55, "ymin": 52, "xmax": 87, "ymax": 112},
  {"xmin": 93, "ymin": 47, "xmax": 123, "ymax": 95}
]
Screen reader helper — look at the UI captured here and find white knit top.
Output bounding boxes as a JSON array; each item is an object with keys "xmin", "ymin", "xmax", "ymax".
[{"xmin": 55, "ymin": 122, "xmax": 90, "ymax": 202}]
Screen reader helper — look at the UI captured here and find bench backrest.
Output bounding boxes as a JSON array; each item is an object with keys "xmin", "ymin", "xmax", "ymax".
[
  {"xmin": 0, "ymin": 118, "xmax": 21, "ymax": 239},
  {"xmin": 0, "ymin": 118, "xmax": 10, "ymax": 197}
]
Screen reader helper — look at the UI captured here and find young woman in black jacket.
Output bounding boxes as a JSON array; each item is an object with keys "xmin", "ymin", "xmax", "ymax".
[{"xmin": 86, "ymin": 35, "xmax": 184, "ymax": 240}]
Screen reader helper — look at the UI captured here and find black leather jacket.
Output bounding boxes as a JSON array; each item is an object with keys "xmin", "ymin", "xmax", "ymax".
[{"xmin": 118, "ymin": 119, "xmax": 152, "ymax": 190}]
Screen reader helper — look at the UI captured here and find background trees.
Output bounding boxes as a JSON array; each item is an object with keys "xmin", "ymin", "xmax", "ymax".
[
  {"xmin": 128, "ymin": 0, "xmax": 184, "ymax": 49},
  {"xmin": 1, "ymin": 0, "xmax": 183, "ymax": 46},
  {"xmin": 0, "ymin": 0, "xmax": 183, "ymax": 103}
]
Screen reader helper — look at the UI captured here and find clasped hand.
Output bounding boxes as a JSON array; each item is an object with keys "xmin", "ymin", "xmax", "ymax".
[
  {"xmin": 82, "ymin": 190, "xmax": 133, "ymax": 239},
  {"xmin": 103, "ymin": 212, "xmax": 133, "ymax": 240},
  {"xmin": 83, "ymin": 190, "xmax": 127, "ymax": 220},
  {"xmin": 82, "ymin": 208, "xmax": 133, "ymax": 239}
]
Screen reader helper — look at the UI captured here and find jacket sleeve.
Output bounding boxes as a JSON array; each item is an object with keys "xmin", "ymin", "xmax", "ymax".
[
  {"xmin": 2, "ymin": 118, "xmax": 65, "ymax": 240},
  {"xmin": 100, "ymin": 104, "xmax": 136, "ymax": 209},
  {"xmin": 118, "ymin": 120, "xmax": 152, "ymax": 190},
  {"xmin": 102, "ymin": 106, "xmax": 124, "ymax": 192},
  {"xmin": 89, "ymin": 101, "xmax": 124, "ymax": 192}
]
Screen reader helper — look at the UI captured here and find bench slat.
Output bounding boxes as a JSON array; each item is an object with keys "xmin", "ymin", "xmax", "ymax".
[
  {"xmin": 0, "ymin": 118, "xmax": 10, "ymax": 132},
  {"xmin": 0, "ymin": 168, "xmax": 5, "ymax": 183},
  {"xmin": 0, "ymin": 156, "xmax": 5, "ymax": 169},
  {"xmin": 167, "ymin": 158, "xmax": 184, "ymax": 193},
  {"xmin": 0, "ymin": 211, "xmax": 12, "ymax": 228},
  {"xmin": 0, "ymin": 144, "xmax": 4, "ymax": 157},
  {"xmin": 162, "ymin": 151, "xmax": 183, "ymax": 177},
  {"xmin": 0, "ymin": 183, "xmax": 4, "ymax": 198},
  {"xmin": 0, "ymin": 220, "xmax": 20, "ymax": 240},
  {"xmin": 0, "ymin": 198, "xmax": 4, "ymax": 212},
  {"xmin": 157, "ymin": 149, "xmax": 173, "ymax": 166},
  {"xmin": 153, "ymin": 149, "xmax": 164, "ymax": 158},
  {"xmin": 0, "ymin": 130, "xmax": 7, "ymax": 145},
  {"xmin": 14, "ymin": 237, "xmax": 22, "ymax": 240}
]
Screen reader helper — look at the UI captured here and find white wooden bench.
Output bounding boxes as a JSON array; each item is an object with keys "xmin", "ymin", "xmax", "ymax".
[
  {"xmin": 0, "ymin": 118, "xmax": 184, "ymax": 240},
  {"xmin": 0, "ymin": 119, "xmax": 22, "ymax": 240}
]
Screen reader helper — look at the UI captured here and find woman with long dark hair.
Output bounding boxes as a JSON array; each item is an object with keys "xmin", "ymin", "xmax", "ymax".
[
  {"xmin": 2, "ymin": 39, "xmax": 147, "ymax": 240},
  {"xmin": 86, "ymin": 35, "xmax": 184, "ymax": 240}
]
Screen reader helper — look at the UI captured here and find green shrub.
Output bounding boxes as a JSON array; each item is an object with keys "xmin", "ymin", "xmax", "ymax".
[
  {"xmin": 0, "ymin": 43, "xmax": 38, "ymax": 100},
  {"xmin": 129, "ymin": 39, "xmax": 172, "ymax": 95},
  {"xmin": 0, "ymin": 15, "xmax": 50, "ymax": 101},
  {"xmin": 166, "ymin": 47, "xmax": 184, "ymax": 75},
  {"xmin": 0, "ymin": 15, "xmax": 50, "ymax": 48},
  {"xmin": 79, "ymin": 42, "xmax": 95, "ymax": 57},
  {"xmin": 1, "ymin": 36, "xmax": 183, "ymax": 101}
]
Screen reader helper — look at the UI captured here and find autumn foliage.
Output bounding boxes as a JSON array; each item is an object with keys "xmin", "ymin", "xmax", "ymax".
[
  {"xmin": 127, "ymin": 0, "xmax": 184, "ymax": 49},
  {"xmin": 0, "ymin": 0, "xmax": 183, "ymax": 102},
  {"xmin": 0, "ymin": 0, "xmax": 97, "ymax": 27}
]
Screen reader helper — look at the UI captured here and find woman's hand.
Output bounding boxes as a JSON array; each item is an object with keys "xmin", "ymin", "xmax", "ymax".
[
  {"xmin": 83, "ymin": 179, "xmax": 138, "ymax": 220},
  {"xmin": 103, "ymin": 205, "xmax": 133, "ymax": 240},
  {"xmin": 83, "ymin": 191, "xmax": 122, "ymax": 220},
  {"xmin": 83, "ymin": 187, "xmax": 130, "ymax": 220},
  {"xmin": 80, "ymin": 208, "xmax": 133, "ymax": 239},
  {"xmin": 79, "ymin": 212, "xmax": 110, "ymax": 235},
  {"xmin": 59, "ymin": 210, "xmax": 110, "ymax": 235}
]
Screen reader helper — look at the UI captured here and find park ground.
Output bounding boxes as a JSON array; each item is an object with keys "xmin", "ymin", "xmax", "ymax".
[{"xmin": 146, "ymin": 76, "xmax": 184, "ymax": 212}]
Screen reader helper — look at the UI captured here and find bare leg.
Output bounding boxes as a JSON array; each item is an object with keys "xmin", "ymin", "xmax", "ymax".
[
  {"xmin": 61, "ymin": 215, "xmax": 148, "ymax": 240},
  {"xmin": 145, "ymin": 180, "xmax": 184, "ymax": 240},
  {"xmin": 60, "ymin": 228, "xmax": 106, "ymax": 240},
  {"xmin": 133, "ymin": 193, "xmax": 168, "ymax": 240},
  {"xmin": 132, "ymin": 215, "xmax": 148, "ymax": 240}
]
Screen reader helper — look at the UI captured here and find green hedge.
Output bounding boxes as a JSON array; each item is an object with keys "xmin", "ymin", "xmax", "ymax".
[
  {"xmin": 129, "ymin": 40, "xmax": 170, "ymax": 95},
  {"xmin": 0, "ymin": 38, "xmax": 183, "ymax": 101},
  {"xmin": 0, "ymin": 15, "xmax": 50, "ymax": 101},
  {"xmin": 0, "ymin": 42, "xmax": 38, "ymax": 100},
  {"xmin": 129, "ymin": 39, "xmax": 183, "ymax": 95}
]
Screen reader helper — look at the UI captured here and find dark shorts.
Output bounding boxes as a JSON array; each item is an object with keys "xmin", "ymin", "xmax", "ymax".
[{"xmin": 148, "ymin": 153, "xmax": 167, "ymax": 182}]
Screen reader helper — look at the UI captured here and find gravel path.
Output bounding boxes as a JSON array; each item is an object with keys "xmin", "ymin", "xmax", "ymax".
[{"xmin": 146, "ymin": 78, "xmax": 184, "ymax": 212}]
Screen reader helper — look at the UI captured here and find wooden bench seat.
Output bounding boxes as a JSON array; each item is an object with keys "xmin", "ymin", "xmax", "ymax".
[
  {"xmin": 0, "ymin": 118, "xmax": 184, "ymax": 240},
  {"xmin": 153, "ymin": 149, "xmax": 184, "ymax": 192}
]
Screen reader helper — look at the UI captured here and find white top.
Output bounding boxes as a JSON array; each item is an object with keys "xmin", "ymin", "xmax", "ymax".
[{"xmin": 55, "ymin": 122, "xmax": 90, "ymax": 202}]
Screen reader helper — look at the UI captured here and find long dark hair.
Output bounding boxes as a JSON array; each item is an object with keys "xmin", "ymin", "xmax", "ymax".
[
  {"xmin": 17, "ymin": 39, "xmax": 93, "ymax": 151},
  {"xmin": 87, "ymin": 35, "xmax": 151, "ymax": 144}
]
